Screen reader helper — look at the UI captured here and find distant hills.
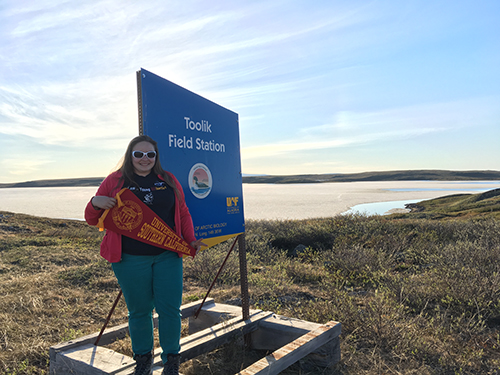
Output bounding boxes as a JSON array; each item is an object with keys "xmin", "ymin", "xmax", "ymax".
[
  {"xmin": 1, "ymin": 170, "xmax": 500, "ymax": 188},
  {"xmin": 241, "ymin": 170, "xmax": 500, "ymax": 184},
  {"xmin": 0, "ymin": 177, "xmax": 104, "ymax": 188}
]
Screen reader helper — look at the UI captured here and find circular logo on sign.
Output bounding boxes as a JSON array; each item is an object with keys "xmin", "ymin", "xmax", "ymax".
[
  {"xmin": 188, "ymin": 163, "xmax": 212, "ymax": 199},
  {"xmin": 112, "ymin": 200, "xmax": 143, "ymax": 231}
]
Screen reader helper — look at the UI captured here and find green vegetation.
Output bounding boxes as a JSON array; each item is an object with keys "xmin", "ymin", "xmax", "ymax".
[
  {"xmin": 1, "ymin": 190, "xmax": 499, "ymax": 374},
  {"xmin": 406, "ymin": 188, "xmax": 500, "ymax": 220}
]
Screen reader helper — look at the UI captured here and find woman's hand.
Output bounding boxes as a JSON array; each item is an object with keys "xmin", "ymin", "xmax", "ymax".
[
  {"xmin": 91, "ymin": 196, "xmax": 117, "ymax": 210},
  {"xmin": 191, "ymin": 239, "xmax": 208, "ymax": 255}
]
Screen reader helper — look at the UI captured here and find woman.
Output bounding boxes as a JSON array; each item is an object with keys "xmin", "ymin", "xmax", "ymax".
[{"xmin": 85, "ymin": 135, "xmax": 205, "ymax": 375}]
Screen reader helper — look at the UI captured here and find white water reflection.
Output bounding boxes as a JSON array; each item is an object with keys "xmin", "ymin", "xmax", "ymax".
[
  {"xmin": 343, "ymin": 199, "xmax": 422, "ymax": 216},
  {"xmin": 0, "ymin": 181, "xmax": 498, "ymax": 220}
]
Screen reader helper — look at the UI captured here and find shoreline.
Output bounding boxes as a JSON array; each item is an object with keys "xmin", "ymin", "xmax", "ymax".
[
  {"xmin": 0, "ymin": 181, "xmax": 499, "ymax": 221},
  {"xmin": 242, "ymin": 180, "xmax": 499, "ymax": 220}
]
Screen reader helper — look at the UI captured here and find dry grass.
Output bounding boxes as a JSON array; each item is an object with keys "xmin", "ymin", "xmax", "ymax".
[{"xmin": 1, "ymin": 210, "xmax": 500, "ymax": 374}]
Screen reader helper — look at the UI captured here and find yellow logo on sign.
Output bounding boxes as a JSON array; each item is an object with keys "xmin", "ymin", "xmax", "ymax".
[
  {"xmin": 226, "ymin": 197, "xmax": 239, "ymax": 206},
  {"xmin": 226, "ymin": 197, "xmax": 240, "ymax": 215}
]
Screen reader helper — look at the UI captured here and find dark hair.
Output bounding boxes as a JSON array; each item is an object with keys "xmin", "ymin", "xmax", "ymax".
[{"xmin": 117, "ymin": 135, "xmax": 181, "ymax": 199}]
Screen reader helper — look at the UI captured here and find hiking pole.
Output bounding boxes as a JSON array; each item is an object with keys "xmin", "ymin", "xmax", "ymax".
[
  {"xmin": 194, "ymin": 235, "xmax": 240, "ymax": 319},
  {"xmin": 94, "ymin": 289, "xmax": 123, "ymax": 346}
]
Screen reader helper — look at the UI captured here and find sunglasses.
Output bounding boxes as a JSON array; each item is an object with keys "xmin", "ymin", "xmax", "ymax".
[{"xmin": 132, "ymin": 150, "xmax": 157, "ymax": 159}]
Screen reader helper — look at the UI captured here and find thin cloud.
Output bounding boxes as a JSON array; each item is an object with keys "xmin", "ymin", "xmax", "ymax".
[
  {"xmin": 241, "ymin": 127, "xmax": 443, "ymax": 160},
  {"xmin": 243, "ymin": 96, "xmax": 500, "ymax": 160},
  {"xmin": 0, "ymin": 1, "xmax": 499, "ymax": 182},
  {"xmin": 1, "ymin": 157, "xmax": 53, "ymax": 176},
  {"xmin": 0, "ymin": 72, "xmax": 138, "ymax": 146},
  {"xmin": 301, "ymin": 97, "xmax": 500, "ymax": 138}
]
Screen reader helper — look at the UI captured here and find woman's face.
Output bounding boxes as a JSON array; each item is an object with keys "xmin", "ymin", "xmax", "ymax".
[{"xmin": 131, "ymin": 141, "xmax": 156, "ymax": 176}]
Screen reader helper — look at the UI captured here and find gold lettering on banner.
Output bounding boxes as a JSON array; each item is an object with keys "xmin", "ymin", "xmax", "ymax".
[
  {"xmin": 137, "ymin": 223, "xmax": 166, "ymax": 245},
  {"xmin": 151, "ymin": 217, "xmax": 170, "ymax": 233},
  {"xmin": 164, "ymin": 236, "xmax": 191, "ymax": 255}
]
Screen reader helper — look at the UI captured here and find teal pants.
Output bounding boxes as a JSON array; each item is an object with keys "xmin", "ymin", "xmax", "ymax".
[{"xmin": 112, "ymin": 251, "xmax": 183, "ymax": 364}]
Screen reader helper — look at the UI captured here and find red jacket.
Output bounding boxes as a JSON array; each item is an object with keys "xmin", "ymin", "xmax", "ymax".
[{"xmin": 85, "ymin": 171, "xmax": 197, "ymax": 263}]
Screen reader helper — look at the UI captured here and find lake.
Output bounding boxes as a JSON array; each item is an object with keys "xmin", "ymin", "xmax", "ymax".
[{"xmin": 0, "ymin": 181, "xmax": 498, "ymax": 221}]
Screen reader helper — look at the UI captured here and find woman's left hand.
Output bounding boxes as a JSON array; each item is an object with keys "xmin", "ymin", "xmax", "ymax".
[{"xmin": 191, "ymin": 239, "xmax": 208, "ymax": 255}]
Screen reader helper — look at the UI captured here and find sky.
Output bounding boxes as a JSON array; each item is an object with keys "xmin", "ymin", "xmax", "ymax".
[{"xmin": 1, "ymin": 0, "xmax": 499, "ymax": 183}]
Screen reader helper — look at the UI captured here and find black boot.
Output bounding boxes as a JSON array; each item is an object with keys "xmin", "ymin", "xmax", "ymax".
[
  {"xmin": 162, "ymin": 353, "xmax": 180, "ymax": 375},
  {"xmin": 134, "ymin": 352, "xmax": 153, "ymax": 375}
]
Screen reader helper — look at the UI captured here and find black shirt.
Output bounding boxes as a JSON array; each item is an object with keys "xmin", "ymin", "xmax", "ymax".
[{"xmin": 121, "ymin": 172, "xmax": 176, "ymax": 256}]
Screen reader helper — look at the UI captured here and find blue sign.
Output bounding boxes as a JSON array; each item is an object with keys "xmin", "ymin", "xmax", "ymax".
[{"xmin": 137, "ymin": 68, "xmax": 244, "ymax": 247}]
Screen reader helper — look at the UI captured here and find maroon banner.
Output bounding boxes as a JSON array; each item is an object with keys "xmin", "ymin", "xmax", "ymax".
[{"xmin": 96, "ymin": 188, "xmax": 196, "ymax": 257}]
